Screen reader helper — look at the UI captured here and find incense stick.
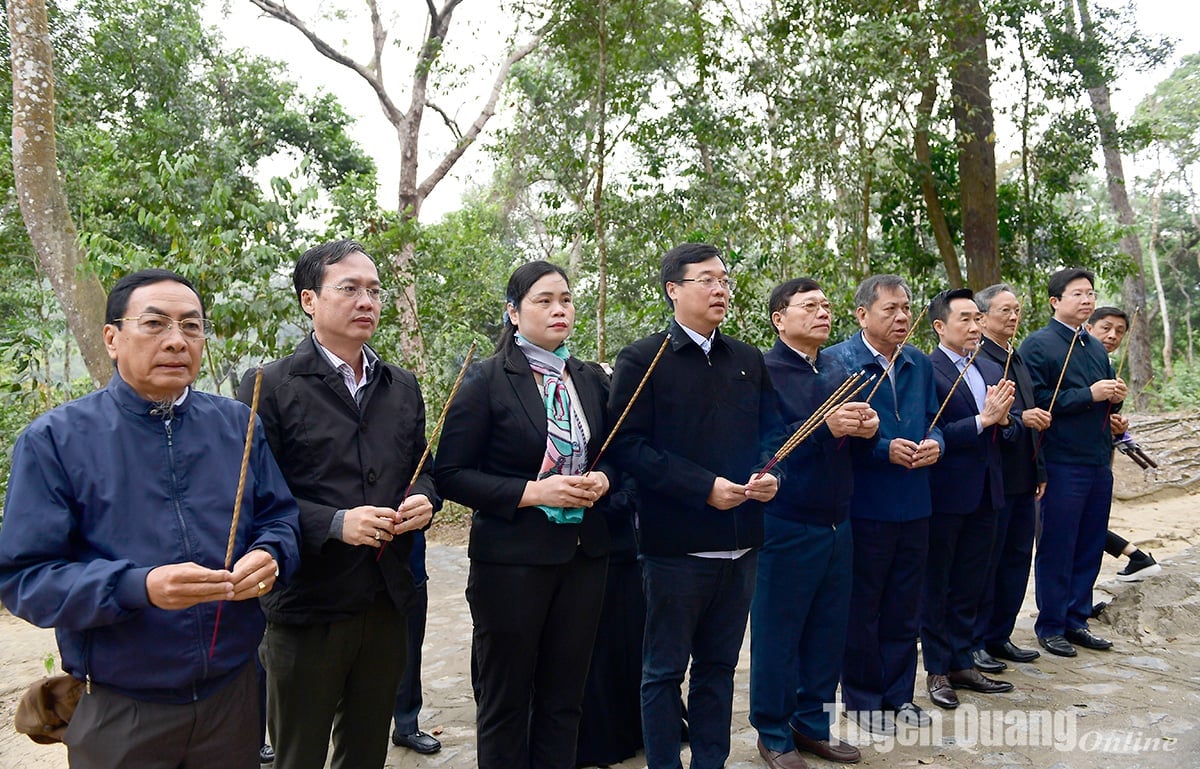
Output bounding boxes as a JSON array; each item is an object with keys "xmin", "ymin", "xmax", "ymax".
[
  {"xmin": 925, "ymin": 344, "xmax": 982, "ymax": 438},
  {"xmin": 756, "ymin": 371, "xmax": 873, "ymax": 479},
  {"xmin": 587, "ymin": 333, "xmax": 671, "ymax": 473}
]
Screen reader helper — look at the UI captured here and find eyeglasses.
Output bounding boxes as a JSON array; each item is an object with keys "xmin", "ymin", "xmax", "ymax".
[
  {"xmin": 115, "ymin": 313, "xmax": 213, "ymax": 340},
  {"xmin": 674, "ymin": 277, "xmax": 734, "ymax": 292},
  {"xmin": 319, "ymin": 284, "xmax": 388, "ymax": 302},
  {"xmin": 1062, "ymin": 290, "xmax": 1098, "ymax": 300},
  {"xmin": 786, "ymin": 300, "xmax": 832, "ymax": 314}
]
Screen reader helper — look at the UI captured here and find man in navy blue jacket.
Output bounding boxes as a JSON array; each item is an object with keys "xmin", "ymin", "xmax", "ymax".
[
  {"xmin": 609, "ymin": 243, "xmax": 783, "ymax": 769},
  {"xmin": 922, "ymin": 288, "xmax": 1020, "ymax": 710},
  {"xmin": 1020, "ymin": 268, "xmax": 1126, "ymax": 657},
  {"xmin": 971, "ymin": 284, "xmax": 1050, "ymax": 671},
  {"xmin": 827, "ymin": 275, "xmax": 943, "ymax": 736},
  {"xmin": 0, "ymin": 269, "xmax": 300, "ymax": 768},
  {"xmin": 750, "ymin": 278, "xmax": 878, "ymax": 767}
]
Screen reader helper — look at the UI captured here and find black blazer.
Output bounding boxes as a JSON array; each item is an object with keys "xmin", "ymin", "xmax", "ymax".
[
  {"xmin": 928, "ymin": 347, "xmax": 1020, "ymax": 515},
  {"xmin": 978, "ymin": 335, "xmax": 1046, "ymax": 495},
  {"xmin": 434, "ymin": 345, "xmax": 611, "ymax": 565}
]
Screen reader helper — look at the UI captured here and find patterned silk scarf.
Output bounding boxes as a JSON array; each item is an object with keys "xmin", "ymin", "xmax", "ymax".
[{"xmin": 515, "ymin": 334, "xmax": 588, "ymax": 524}]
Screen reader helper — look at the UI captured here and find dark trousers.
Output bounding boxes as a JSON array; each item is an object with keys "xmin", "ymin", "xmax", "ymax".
[
  {"xmin": 640, "ymin": 552, "xmax": 757, "ymax": 769},
  {"xmin": 974, "ymin": 491, "xmax": 1036, "ymax": 648},
  {"xmin": 65, "ymin": 661, "xmax": 258, "ymax": 769},
  {"xmin": 1105, "ymin": 530, "xmax": 1129, "ymax": 558},
  {"xmin": 392, "ymin": 581, "xmax": 429, "ymax": 735},
  {"xmin": 262, "ymin": 597, "xmax": 407, "ymax": 769},
  {"xmin": 750, "ymin": 517, "xmax": 852, "ymax": 753},
  {"xmin": 1034, "ymin": 462, "xmax": 1113, "ymax": 637},
  {"xmin": 921, "ymin": 508, "xmax": 997, "ymax": 673},
  {"xmin": 842, "ymin": 517, "xmax": 929, "ymax": 712},
  {"xmin": 467, "ymin": 550, "xmax": 607, "ymax": 769}
]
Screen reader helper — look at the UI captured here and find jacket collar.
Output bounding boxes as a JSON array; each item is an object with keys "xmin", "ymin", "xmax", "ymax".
[
  {"xmin": 667, "ymin": 319, "xmax": 727, "ymax": 355},
  {"xmin": 107, "ymin": 369, "xmax": 193, "ymax": 418},
  {"xmin": 768, "ymin": 338, "xmax": 821, "ymax": 373},
  {"xmin": 288, "ymin": 334, "xmax": 392, "ymax": 412}
]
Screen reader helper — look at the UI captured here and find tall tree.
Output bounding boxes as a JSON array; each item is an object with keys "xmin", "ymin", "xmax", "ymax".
[
  {"xmin": 246, "ymin": 0, "xmax": 545, "ymax": 363},
  {"xmin": 7, "ymin": 0, "xmax": 110, "ymax": 384}
]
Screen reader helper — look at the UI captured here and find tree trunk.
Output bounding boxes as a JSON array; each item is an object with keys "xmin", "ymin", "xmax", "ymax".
[
  {"xmin": 592, "ymin": 0, "xmax": 609, "ymax": 361},
  {"xmin": 947, "ymin": 0, "xmax": 1000, "ymax": 290},
  {"xmin": 9, "ymin": 0, "xmax": 111, "ymax": 386},
  {"xmin": 1147, "ymin": 165, "xmax": 1172, "ymax": 380},
  {"xmin": 914, "ymin": 77, "xmax": 964, "ymax": 287},
  {"xmin": 1074, "ymin": 0, "xmax": 1152, "ymax": 407}
]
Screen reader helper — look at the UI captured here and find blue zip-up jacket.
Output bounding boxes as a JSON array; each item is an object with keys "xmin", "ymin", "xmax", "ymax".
[
  {"xmin": 763, "ymin": 339, "xmax": 877, "ymax": 526},
  {"xmin": 1019, "ymin": 320, "xmax": 1120, "ymax": 467},
  {"xmin": 0, "ymin": 373, "xmax": 300, "ymax": 703},
  {"xmin": 827, "ymin": 332, "xmax": 944, "ymax": 522}
]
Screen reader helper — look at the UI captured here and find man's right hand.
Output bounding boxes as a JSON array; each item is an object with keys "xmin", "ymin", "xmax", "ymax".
[
  {"xmin": 826, "ymin": 401, "xmax": 878, "ymax": 438},
  {"xmin": 342, "ymin": 505, "xmax": 402, "ymax": 548},
  {"xmin": 888, "ymin": 438, "xmax": 919, "ymax": 468},
  {"xmin": 707, "ymin": 477, "xmax": 748, "ymax": 510},
  {"xmin": 1021, "ymin": 407, "xmax": 1052, "ymax": 431},
  {"xmin": 146, "ymin": 563, "xmax": 235, "ymax": 610}
]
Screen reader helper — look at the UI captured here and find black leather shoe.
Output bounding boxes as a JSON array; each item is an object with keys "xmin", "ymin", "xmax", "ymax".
[
  {"xmin": 1037, "ymin": 635, "xmax": 1077, "ymax": 657},
  {"xmin": 947, "ymin": 668, "xmax": 1014, "ymax": 693},
  {"xmin": 259, "ymin": 744, "xmax": 275, "ymax": 765},
  {"xmin": 1065, "ymin": 627, "xmax": 1113, "ymax": 650},
  {"xmin": 971, "ymin": 649, "xmax": 1007, "ymax": 673},
  {"xmin": 986, "ymin": 640, "xmax": 1040, "ymax": 663},
  {"xmin": 392, "ymin": 730, "xmax": 442, "ymax": 754},
  {"xmin": 926, "ymin": 673, "xmax": 959, "ymax": 709}
]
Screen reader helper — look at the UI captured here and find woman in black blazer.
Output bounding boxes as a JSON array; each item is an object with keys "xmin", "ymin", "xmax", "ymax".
[{"xmin": 434, "ymin": 261, "xmax": 612, "ymax": 769}]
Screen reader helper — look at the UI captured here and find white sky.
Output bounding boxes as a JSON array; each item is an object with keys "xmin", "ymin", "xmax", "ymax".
[{"xmin": 205, "ymin": 0, "xmax": 1200, "ymax": 223}]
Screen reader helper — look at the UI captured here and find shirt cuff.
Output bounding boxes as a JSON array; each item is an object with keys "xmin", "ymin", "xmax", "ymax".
[{"xmin": 328, "ymin": 509, "xmax": 347, "ymax": 543}]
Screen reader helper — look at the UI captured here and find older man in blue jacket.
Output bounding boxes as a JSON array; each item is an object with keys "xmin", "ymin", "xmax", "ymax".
[{"xmin": 0, "ymin": 269, "xmax": 300, "ymax": 769}]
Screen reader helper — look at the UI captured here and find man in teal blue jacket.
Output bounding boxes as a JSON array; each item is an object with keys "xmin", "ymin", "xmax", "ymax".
[{"xmin": 0, "ymin": 269, "xmax": 300, "ymax": 769}]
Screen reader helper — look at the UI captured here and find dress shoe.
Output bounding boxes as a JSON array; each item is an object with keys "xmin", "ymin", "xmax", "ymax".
[
  {"xmin": 791, "ymin": 726, "xmax": 861, "ymax": 763},
  {"xmin": 971, "ymin": 648, "xmax": 1007, "ymax": 673},
  {"xmin": 757, "ymin": 737, "xmax": 810, "ymax": 769},
  {"xmin": 846, "ymin": 708, "xmax": 895, "ymax": 735},
  {"xmin": 926, "ymin": 674, "xmax": 959, "ymax": 709},
  {"xmin": 259, "ymin": 744, "xmax": 275, "ymax": 765},
  {"xmin": 392, "ymin": 730, "xmax": 442, "ymax": 754},
  {"xmin": 1090, "ymin": 601, "xmax": 1108, "ymax": 619},
  {"xmin": 1038, "ymin": 635, "xmax": 1077, "ymax": 657},
  {"xmin": 986, "ymin": 639, "xmax": 1040, "ymax": 663},
  {"xmin": 947, "ymin": 668, "xmax": 1014, "ymax": 693},
  {"xmin": 1065, "ymin": 627, "xmax": 1113, "ymax": 650},
  {"xmin": 893, "ymin": 702, "xmax": 931, "ymax": 727}
]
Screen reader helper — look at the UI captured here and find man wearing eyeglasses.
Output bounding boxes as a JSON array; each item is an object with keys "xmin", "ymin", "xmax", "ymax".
[
  {"xmin": 0, "ymin": 268, "xmax": 300, "ymax": 768},
  {"xmin": 1019, "ymin": 268, "xmax": 1125, "ymax": 658},
  {"xmin": 969, "ymin": 284, "xmax": 1049, "ymax": 673},
  {"xmin": 749, "ymin": 278, "xmax": 877, "ymax": 767},
  {"xmin": 242, "ymin": 240, "xmax": 440, "ymax": 769},
  {"xmin": 608, "ymin": 243, "xmax": 784, "ymax": 769}
]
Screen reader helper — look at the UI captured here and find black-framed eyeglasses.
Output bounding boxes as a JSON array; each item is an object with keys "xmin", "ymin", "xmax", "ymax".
[
  {"xmin": 318, "ymin": 284, "xmax": 389, "ymax": 302},
  {"xmin": 115, "ymin": 313, "xmax": 213, "ymax": 340},
  {"xmin": 674, "ymin": 277, "xmax": 734, "ymax": 292}
]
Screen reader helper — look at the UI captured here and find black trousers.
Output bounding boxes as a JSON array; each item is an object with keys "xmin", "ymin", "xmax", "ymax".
[
  {"xmin": 467, "ymin": 549, "xmax": 608, "ymax": 769},
  {"xmin": 65, "ymin": 662, "xmax": 258, "ymax": 769},
  {"xmin": 262, "ymin": 596, "xmax": 407, "ymax": 769}
]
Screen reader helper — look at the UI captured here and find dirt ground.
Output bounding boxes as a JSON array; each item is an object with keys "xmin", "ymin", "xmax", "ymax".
[{"xmin": 2, "ymin": 413, "xmax": 1199, "ymax": 768}]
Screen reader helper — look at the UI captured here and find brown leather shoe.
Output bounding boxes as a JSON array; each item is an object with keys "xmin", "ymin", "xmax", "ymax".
[
  {"xmin": 926, "ymin": 673, "xmax": 959, "ymax": 709},
  {"xmin": 948, "ymin": 667, "xmax": 1014, "ymax": 693},
  {"xmin": 757, "ymin": 737, "xmax": 810, "ymax": 769},
  {"xmin": 791, "ymin": 728, "xmax": 861, "ymax": 763}
]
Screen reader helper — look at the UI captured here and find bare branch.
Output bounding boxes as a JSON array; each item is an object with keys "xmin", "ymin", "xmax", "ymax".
[
  {"xmin": 425, "ymin": 101, "xmax": 463, "ymax": 141},
  {"xmin": 248, "ymin": 0, "xmax": 406, "ymax": 127},
  {"xmin": 417, "ymin": 32, "xmax": 545, "ymax": 200},
  {"xmin": 366, "ymin": 0, "xmax": 386, "ymax": 79}
]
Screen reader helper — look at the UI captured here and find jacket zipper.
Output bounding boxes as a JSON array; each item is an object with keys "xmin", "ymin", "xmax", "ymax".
[{"xmin": 164, "ymin": 420, "xmax": 209, "ymax": 691}]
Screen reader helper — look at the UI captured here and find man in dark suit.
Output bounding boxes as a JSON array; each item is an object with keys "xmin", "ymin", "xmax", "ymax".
[
  {"xmin": 970, "ymin": 284, "xmax": 1051, "ymax": 671},
  {"xmin": 242, "ymin": 240, "xmax": 439, "ymax": 769},
  {"xmin": 750, "ymin": 278, "xmax": 877, "ymax": 766},
  {"xmin": 1020, "ymin": 268, "xmax": 1126, "ymax": 657},
  {"xmin": 827, "ymin": 275, "xmax": 943, "ymax": 736},
  {"xmin": 922, "ymin": 288, "xmax": 1020, "ymax": 710},
  {"xmin": 608, "ymin": 243, "xmax": 783, "ymax": 769}
]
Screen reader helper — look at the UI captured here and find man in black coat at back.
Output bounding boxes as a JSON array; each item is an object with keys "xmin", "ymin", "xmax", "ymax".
[{"xmin": 240, "ymin": 239, "xmax": 439, "ymax": 769}]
